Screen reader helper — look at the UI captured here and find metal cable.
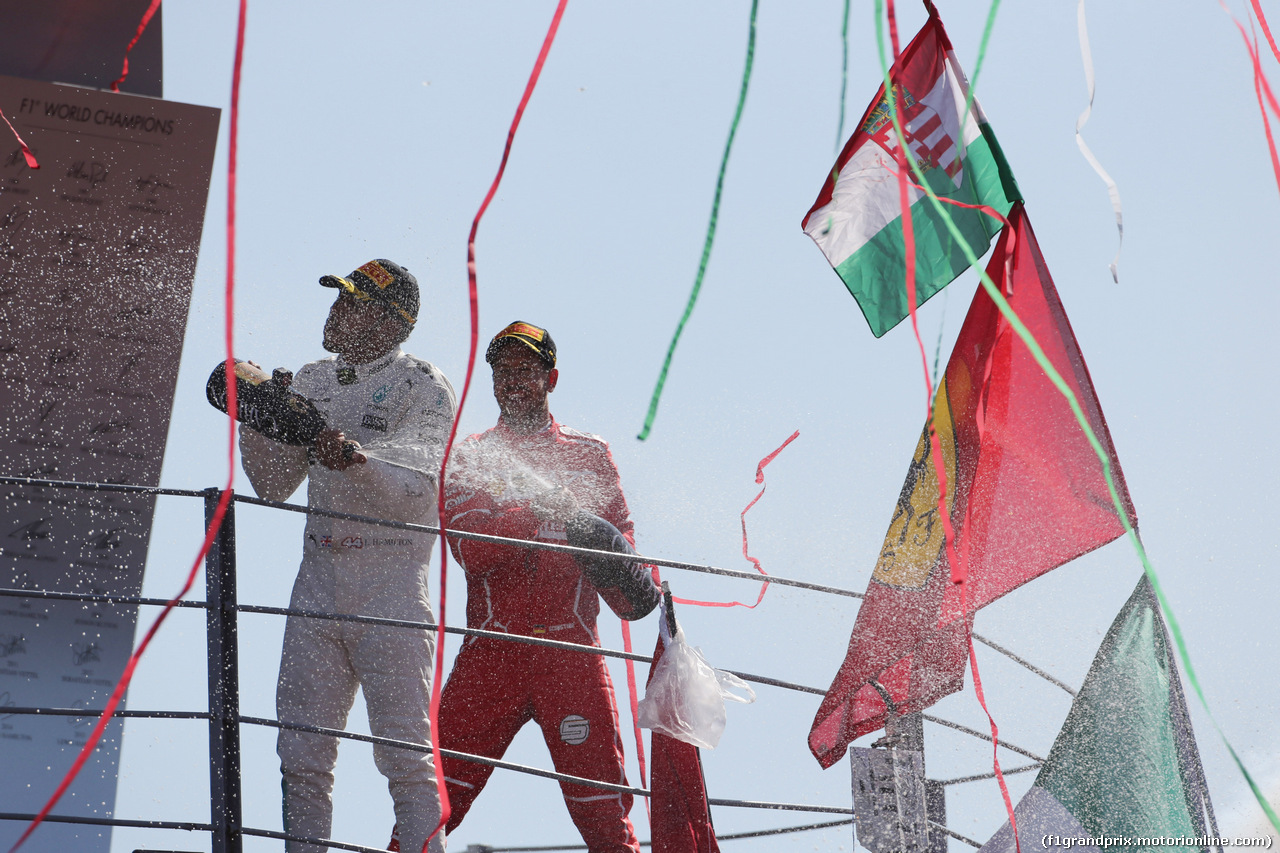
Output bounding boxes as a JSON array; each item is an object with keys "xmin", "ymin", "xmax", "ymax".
[
  {"xmin": 972, "ymin": 631, "xmax": 1077, "ymax": 697},
  {"xmin": 0, "ymin": 812, "xmax": 212, "ymax": 832},
  {"xmin": 0, "ymin": 707, "xmax": 210, "ymax": 721},
  {"xmin": 937, "ymin": 761, "xmax": 1042, "ymax": 786},
  {"xmin": 242, "ymin": 716, "xmax": 877, "ymax": 824},
  {"xmin": 465, "ymin": 818, "xmax": 857, "ymax": 852},
  {"xmin": 706, "ymin": 798, "xmax": 850, "ymax": 815},
  {"xmin": 934, "ymin": 821, "xmax": 983, "ymax": 849},
  {"xmin": 243, "ymin": 706, "xmax": 1046, "ymax": 789},
  {"xmin": 0, "ymin": 811, "xmax": 961, "ymax": 852},
  {"xmin": 0, "ymin": 474, "xmax": 205, "ymax": 499},
  {"xmin": 923, "ymin": 714, "xmax": 1046, "ymax": 763},
  {"xmin": 248, "ymin": 491, "xmax": 1080, "ymax": 699},
  {"xmin": 236, "ymin": 603, "xmax": 823, "ymax": 698},
  {"xmin": 472, "ymin": 843, "xmax": 605, "ymax": 851},
  {"xmin": 718, "ymin": 817, "xmax": 851, "ymax": 841},
  {"xmin": 240, "ymin": 826, "xmax": 391, "ymax": 853},
  {"xmin": 235, "ymin": 604, "xmax": 654, "ymax": 660},
  {"xmin": 233, "ymin": 491, "xmax": 862, "ymax": 599},
  {"xmin": 0, "ymin": 593, "xmax": 1077, "ymax": 705},
  {"xmin": 462, "ymin": 819, "xmax": 910, "ymax": 851},
  {"xmin": 0, "ymin": 586, "xmax": 209, "ymax": 611},
  {"xmin": 0, "ymin": 588, "xmax": 1062, "ymax": 710},
  {"xmin": 474, "ymin": 843, "xmax": 604, "ymax": 851},
  {"xmin": 241, "ymin": 715, "xmax": 647, "ymax": 797}
]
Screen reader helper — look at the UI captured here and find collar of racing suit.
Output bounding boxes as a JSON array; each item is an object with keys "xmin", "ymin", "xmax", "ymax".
[
  {"xmin": 334, "ymin": 345, "xmax": 404, "ymax": 381},
  {"xmin": 494, "ymin": 412, "xmax": 555, "ymax": 441}
]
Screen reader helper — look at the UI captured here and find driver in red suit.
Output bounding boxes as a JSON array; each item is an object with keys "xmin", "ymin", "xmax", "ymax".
[{"xmin": 434, "ymin": 321, "xmax": 654, "ymax": 853}]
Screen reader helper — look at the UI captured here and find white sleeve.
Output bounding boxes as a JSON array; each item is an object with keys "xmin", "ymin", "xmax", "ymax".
[{"xmin": 239, "ymin": 423, "xmax": 309, "ymax": 502}]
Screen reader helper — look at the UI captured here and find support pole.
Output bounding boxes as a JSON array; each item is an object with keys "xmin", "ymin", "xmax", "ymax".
[
  {"xmin": 853, "ymin": 711, "xmax": 946, "ymax": 853},
  {"xmin": 892, "ymin": 713, "xmax": 946, "ymax": 853},
  {"xmin": 205, "ymin": 488, "xmax": 243, "ymax": 853},
  {"xmin": 894, "ymin": 713, "xmax": 947, "ymax": 853}
]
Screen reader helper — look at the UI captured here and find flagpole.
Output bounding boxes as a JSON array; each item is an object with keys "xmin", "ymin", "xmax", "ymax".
[{"xmin": 854, "ymin": 705, "xmax": 945, "ymax": 853}]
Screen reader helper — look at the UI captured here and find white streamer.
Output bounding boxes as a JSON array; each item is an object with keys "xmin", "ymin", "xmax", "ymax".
[{"xmin": 1075, "ymin": 0, "xmax": 1124, "ymax": 282}]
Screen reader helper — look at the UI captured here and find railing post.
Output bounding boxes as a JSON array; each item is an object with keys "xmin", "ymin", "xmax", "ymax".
[{"xmin": 205, "ymin": 487, "xmax": 242, "ymax": 853}]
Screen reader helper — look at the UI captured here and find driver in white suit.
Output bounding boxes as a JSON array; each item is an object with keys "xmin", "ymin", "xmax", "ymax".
[{"xmin": 239, "ymin": 259, "xmax": 454, "ymax": 853}]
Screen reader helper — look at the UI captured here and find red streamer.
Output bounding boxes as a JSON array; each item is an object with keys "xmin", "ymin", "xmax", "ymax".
[
  {"xmin": 1, "ymin": 108, "xmax": 39, "ymax": 169},
  {"xmin": 882, "ymin": 1, "xmax": 1018, "ymax": 849},
  {"xmin": 619, "ymin": 620, "xmax": 650, "ymax": 823},
  {"xmin": 428, "ymin": 1, "xmax": 570, "ymax": 846},
  {"xmin": 1251, "ymin": 0, "xmax": 1280, "ymax": 65},
  {"xmin": 671, "ymin": 430, "xmax": 799, "ymax": 610},
  {"xmin": 7, "ymin": 2, "xmax": 247, "ymax": 849},
  {"xmin": 888, "ymin": 161, "xmax": 1011, "ymax": 231},
  {"xmin": 1230, "ymin": 10, "xmax": 1280, "ymax": 199},
  {"xmin": 968, "ymin": 635, "xmax": 1020, "ymax": 837},
  {"xmin": 109, "ymin": 0, "xmax": 163, "ymax": 93}
]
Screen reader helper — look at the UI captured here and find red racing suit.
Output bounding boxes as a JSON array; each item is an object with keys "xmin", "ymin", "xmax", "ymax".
[{"xmin": 438, "ymin": 416, "xmax": 641, "ymax": 853}]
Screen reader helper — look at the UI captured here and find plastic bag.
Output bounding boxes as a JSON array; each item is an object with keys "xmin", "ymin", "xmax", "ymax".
[{"xmin": 637, "ymin": 621, "xmax": 755, "ymax": 749}]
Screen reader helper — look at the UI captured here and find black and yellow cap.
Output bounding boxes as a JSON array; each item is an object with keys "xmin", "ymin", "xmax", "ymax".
[
  {"xmin": 320, "ymin": 259, "xmax": 418, "ymax": 327},
  {"xmin": 485, "ymin": 320, "xmax": 556, "ymax": 368}
]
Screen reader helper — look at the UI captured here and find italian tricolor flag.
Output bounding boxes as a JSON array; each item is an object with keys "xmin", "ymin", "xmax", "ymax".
[
  {"xmin": 978, "ymin": 577, "xmax": 1220, "ymax": 853},
  {"xmin": 802, "ymin": 9, "xmax": 1020, "ymax": 337}
]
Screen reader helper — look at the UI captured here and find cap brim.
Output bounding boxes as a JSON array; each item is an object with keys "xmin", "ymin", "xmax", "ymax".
[
  {"xmin": 320, "ymin": 274, "xmax": 354, "ymax": 291},
  {"xmin": 321, "ymin": 275, "xmax": 375, "ymax": 302}
]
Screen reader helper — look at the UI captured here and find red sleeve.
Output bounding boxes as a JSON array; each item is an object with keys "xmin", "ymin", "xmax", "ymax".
[{"xmin": 594, "ymin": 442, "xmax": 635, "ymax": 549}]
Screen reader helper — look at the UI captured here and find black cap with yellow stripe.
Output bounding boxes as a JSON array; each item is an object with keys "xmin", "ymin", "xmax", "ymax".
[
  {"xmin": 320, "ymin": 259, "xmax": 419, "ymax": 327},
  {"xmin": 485, "ymin": 320, "xmax": 557, "ymax": 368}
]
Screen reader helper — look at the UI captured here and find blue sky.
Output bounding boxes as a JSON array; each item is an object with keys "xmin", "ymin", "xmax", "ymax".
[{"xmin": 71, "ymin": 1, "xmax": 1280, "ymax": 850}]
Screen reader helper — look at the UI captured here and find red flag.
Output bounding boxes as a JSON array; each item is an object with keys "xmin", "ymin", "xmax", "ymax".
[
  {"xmin": 809, "ymin": 202, "xmax": 1136, "ymax": 768},
  {"xmin": 648, "ymin": 622, "xmax": 721, "ymax": 853}
]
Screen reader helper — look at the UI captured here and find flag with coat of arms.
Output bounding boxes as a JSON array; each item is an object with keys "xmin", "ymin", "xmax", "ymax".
[{"xmin": 802, "ymin": 2, "xmax": 1021, "ymax": 337}]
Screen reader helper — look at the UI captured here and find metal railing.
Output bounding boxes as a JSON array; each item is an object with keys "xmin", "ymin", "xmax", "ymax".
[{"xmin": 0, "ymin": 475, "xmax": 1074, "ymax": 852}]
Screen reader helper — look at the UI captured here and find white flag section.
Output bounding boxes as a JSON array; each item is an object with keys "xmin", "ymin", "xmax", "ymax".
[
  {"xmin": 980, "ymin": 787, "xmax": 1103, "ymax": 853},
  {"xmin": 0, "ymin": 75, "xmax": 219, "ymax": 852},
  {"xmin": 807, "ymin": 54, "xmax": 986, "ymax": 264}
]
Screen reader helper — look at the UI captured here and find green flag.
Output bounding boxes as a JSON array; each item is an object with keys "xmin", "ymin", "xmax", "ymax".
[{"xmin": 979, "ymin": 577, "xmax": 1220, "ymax": 853}]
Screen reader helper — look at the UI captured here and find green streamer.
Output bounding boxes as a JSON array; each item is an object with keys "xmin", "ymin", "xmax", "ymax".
[
  {"xmin": 637, "ymin": 0, "xmax": 759, "ymax": 441},
  {"xmin": 836, "ymin": 0, "xmax": 852, "ymax": 153},
  {"xmin": 874, "ymin": 0, "xmax": 1280, "ymax": 833},
  {"xmin": 962, "ymin": 0, "xmax": 1002, "ymax": 129},
  {"xmin": 930, "ymin": 288, "xmax": 948, "ymax": 381}
]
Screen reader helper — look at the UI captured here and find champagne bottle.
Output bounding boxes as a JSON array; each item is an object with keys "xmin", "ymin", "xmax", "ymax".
[{"xmin": 205, "ymin": 360, "xmax": 327, "ymax": 446}]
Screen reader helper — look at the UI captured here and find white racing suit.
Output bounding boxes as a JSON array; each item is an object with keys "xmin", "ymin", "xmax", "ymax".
[{"xmin": 240, "ymin": 346, "xmax": 455, "ymax": 853}]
